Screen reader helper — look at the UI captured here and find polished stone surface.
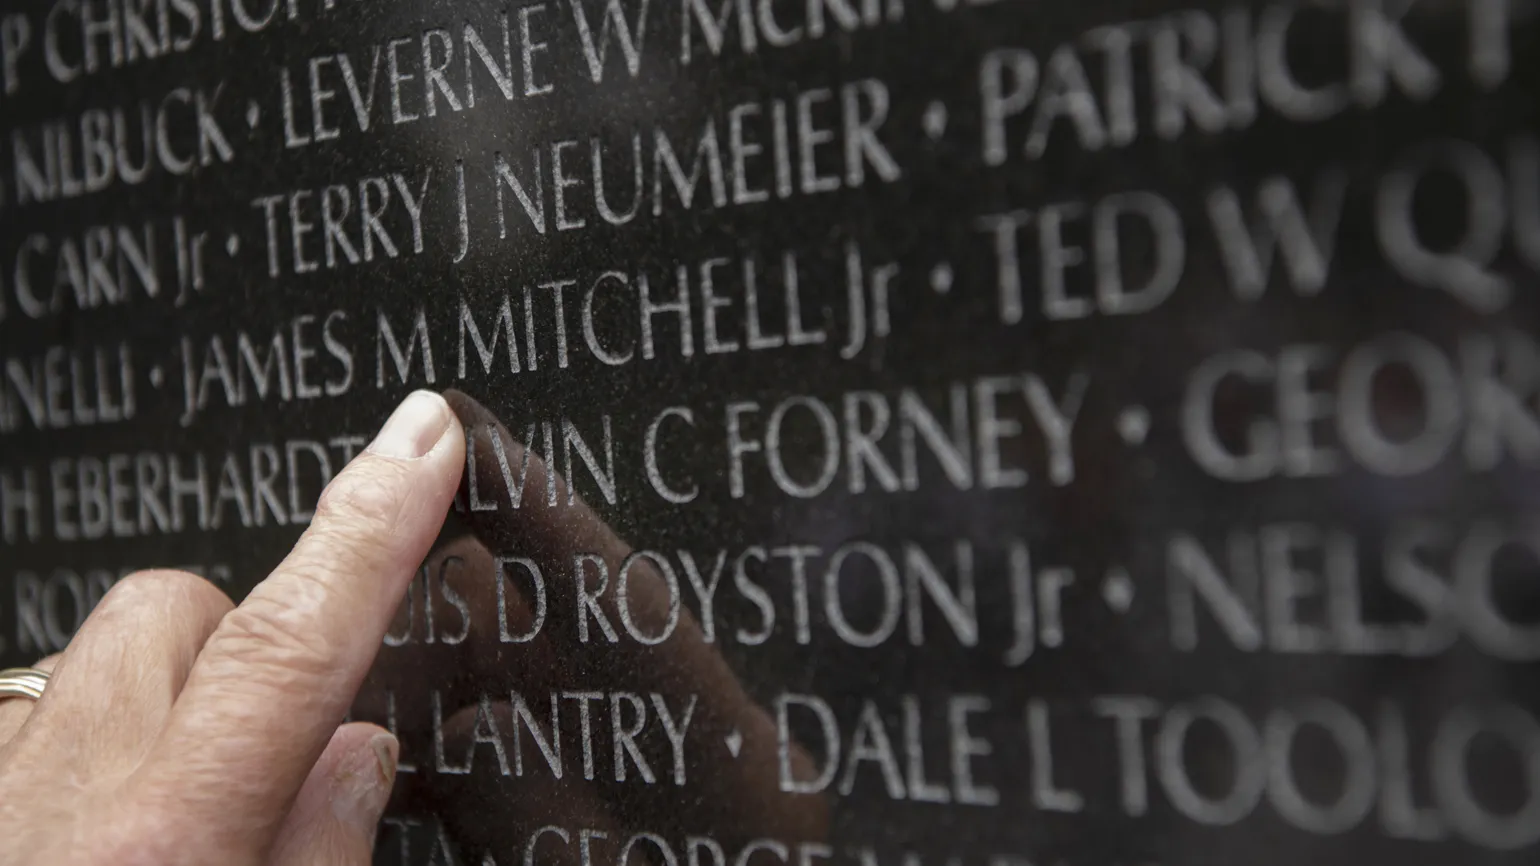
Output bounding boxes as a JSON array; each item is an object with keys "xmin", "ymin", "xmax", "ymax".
[{"xmin": 1, "ymin": 0, "xmax": 1539, "ymax": 863}]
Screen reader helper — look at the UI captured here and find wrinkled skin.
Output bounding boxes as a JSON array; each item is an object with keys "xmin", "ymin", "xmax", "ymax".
[{"xmin": 0, "ymin": 391, "xmax": 466, "ymax": 866}]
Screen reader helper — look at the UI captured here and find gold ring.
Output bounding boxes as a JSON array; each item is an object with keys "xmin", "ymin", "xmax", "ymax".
[{"xmin": 0, "ymin": 667, "xmax": 50, "ymax": 702}]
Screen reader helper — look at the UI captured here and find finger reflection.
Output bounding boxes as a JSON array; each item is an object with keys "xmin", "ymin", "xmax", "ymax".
[{"xmin": 359, "ymin": 390, "xmax": 829, "ymax": 866}]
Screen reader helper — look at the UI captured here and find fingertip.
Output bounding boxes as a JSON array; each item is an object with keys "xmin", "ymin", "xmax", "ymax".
[
  {"xmin": 367, "ymin": 391, "xmax": 455, "ymax": 461},
  {"xmin": 269, "ymin": 723, "xmax": 398, "ymax": 866},
  {"xmin": 323, "ymin": 724, "xmax": 397, "ymax": 854},
  {"xmin": 330, "ymin": 725, "xmax": 398, "ymax": 834},
  {"xmin": 314, "ymin": 390, "xmax": 463, "ymax": 542}
]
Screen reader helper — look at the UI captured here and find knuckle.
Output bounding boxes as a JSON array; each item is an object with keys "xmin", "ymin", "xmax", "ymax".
[
  {"xmin": 91, "ymin": 570, "xmax": 232, "ymax": 630},
  {"xmin": 294, "ymin": 523, "xmax": 380, "ymax": 594},
  {"xmin": 61, "ymin": 571, "xmax": 233, "ymax": 690},
  {"xmin": 313, "ymin": 456, "xmax": 412, "ymax": 540},
  {"xmin": 201, "ymin": 582, "xmax": 340, "ymax": 691}
]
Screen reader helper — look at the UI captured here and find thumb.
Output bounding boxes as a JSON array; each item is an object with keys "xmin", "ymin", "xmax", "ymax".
[{"xmin": 270, "ymin": 723, "xmax": 398, "ymax": 866}]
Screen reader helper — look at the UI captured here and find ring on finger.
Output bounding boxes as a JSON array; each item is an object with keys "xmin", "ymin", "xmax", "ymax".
[{"xmin": 0, "ymin": 667, "xmax": 51, "ymax": 702}]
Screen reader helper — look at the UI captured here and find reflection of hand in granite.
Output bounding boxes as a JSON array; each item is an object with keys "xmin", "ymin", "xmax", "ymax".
[{"xmin": 360, "ymin": 391, "xmax": 828, "ymax": 866}]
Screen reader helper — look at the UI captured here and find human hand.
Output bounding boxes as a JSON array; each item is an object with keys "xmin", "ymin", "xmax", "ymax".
[{"xmin": 0, "ymin": 391, "xmax": 465, "ymax": 866}]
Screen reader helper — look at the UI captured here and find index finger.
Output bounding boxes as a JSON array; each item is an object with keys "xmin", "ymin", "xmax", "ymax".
[{"xmin": 134, "ymin": 391, "xmax": 464, "ymax": 859}]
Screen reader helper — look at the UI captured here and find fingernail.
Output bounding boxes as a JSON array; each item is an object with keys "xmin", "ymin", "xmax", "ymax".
[
  {"xmin": 371, "ymin": 733, "xmax": 399, "ymax": 792},
  {"xmin": 368, "ymin": 391, "xmax": 450, "ymax": 459},
  {"xmin": 336, "ymin": 733, "xmax": 399, "ymax": 839}
]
